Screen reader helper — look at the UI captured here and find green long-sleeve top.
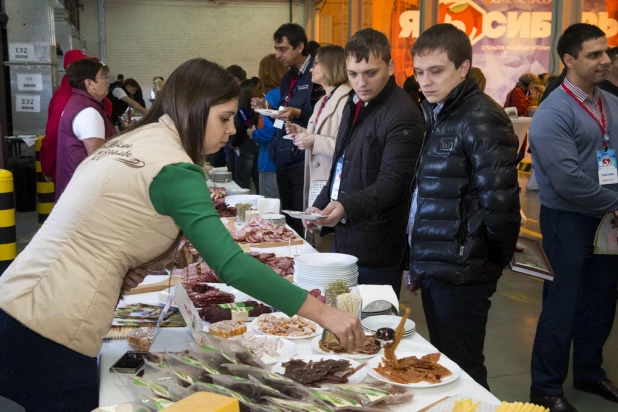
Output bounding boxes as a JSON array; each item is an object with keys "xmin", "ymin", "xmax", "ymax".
[{"xmin": 149, "ymin": 163, "xmax": 307, "ymax": 315}]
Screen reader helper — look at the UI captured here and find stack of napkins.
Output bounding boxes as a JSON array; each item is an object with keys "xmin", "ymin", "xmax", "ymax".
[{"xmin": 257, "ymin": 198, "xmax": 281, "ymax": 215}]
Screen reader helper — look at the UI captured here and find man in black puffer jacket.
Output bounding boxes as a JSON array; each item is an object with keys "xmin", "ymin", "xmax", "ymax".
[
  {"xmin": 306, "ymin": 29, "xmax": 424, "ymax": 297},
  {"xmin": 406, "ymin": 24, "xmax": 520, "ymax": 390}
]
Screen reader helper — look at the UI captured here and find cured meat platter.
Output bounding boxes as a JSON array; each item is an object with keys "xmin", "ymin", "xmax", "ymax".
[{"xmin": 223, "ymin": 217, "xmax": 304, "ymax": 248}]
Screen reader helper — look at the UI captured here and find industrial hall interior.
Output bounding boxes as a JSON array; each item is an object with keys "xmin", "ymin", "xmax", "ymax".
[{"xmin": 0, "ymin": 1, "xmax": 617, "ymax": 412}]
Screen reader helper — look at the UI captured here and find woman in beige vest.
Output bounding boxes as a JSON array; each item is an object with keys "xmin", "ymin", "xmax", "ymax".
[
  {"xmin": 0, "ymin": 59, "xmax": 363, "ymax": 412},
  {"xmin": 286, "ymin": 45, "xmax": 351, "ymax": 252}
]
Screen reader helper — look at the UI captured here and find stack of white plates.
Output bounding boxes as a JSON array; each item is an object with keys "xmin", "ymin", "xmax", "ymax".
[
  {"xmin": 210, "ymin": 170, "xmax": 232, "ymax": 183},
  {"xmin": 361, "ymin": 315, "xmax": 416, "ymax": 337},
  {"xmin": 294, "ymin": 253, "xmax": 359, "ymax": 288}
]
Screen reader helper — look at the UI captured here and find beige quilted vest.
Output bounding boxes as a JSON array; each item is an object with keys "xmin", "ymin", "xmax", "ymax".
[{"xmin": 0, "ymin": 115, "xmax": 193, "ymax": 357}]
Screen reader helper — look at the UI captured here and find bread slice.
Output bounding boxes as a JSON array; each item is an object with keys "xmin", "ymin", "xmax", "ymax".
[{"xmin": 208, "ymin": 320, "xmax": 247, "ymax": 338}]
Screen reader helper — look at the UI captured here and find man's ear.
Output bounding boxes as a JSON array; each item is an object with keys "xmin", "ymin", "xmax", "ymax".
[
  {"xmin": 459, "ymin": 59, "xmax": 471, "ymax": 79},
  {"xmin": 563, "ymin": 53, "xmax": 576, "ymax": 69}
]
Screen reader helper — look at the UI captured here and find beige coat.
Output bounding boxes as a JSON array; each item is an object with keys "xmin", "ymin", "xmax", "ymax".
[
  {"xmin": 303, "ymin": 84, "xmax": 351, "ymax": 209},
  {"xmin": 0, "ymin": 115, "xmax": 192, "ymax": 357}
]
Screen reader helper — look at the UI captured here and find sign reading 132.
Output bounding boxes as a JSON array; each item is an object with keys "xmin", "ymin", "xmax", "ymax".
[{"xmin": 8, "ymin": 43, "xmax": 34, "ymax": 61}]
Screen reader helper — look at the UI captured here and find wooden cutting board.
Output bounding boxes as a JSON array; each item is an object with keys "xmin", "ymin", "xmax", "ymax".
[
  {"xmin": 223, "ymin": 218, "xmax": 304, "ymax": 248},
  {"xmin": 125, "ymin": 275, "xmax": 181, "ymax": 295}
]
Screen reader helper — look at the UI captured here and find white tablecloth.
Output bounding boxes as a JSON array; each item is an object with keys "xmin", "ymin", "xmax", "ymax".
[{"xmin": 99, "ymin": 242, "xmax": 500, "ymax": 411}]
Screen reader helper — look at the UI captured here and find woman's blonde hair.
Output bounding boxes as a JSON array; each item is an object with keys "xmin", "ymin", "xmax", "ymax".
[
  {"xmin": 258, "ymin": 54, "xmax": 288, "ymax": 92},
  {"xmin": 316, "ymin": 45, "xmax": 348, "ymax": 87}
]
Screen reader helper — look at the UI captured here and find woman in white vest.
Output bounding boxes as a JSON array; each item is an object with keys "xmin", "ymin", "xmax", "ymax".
[{"xmin": 0, "ymin": 58, "xmax": 364, "ymax": 412}]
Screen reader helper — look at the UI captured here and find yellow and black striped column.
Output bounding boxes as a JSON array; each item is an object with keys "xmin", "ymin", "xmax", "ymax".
[
  {"xmin": 0, "ymin": 170, "xmax": 16, "ymax": 274},
  {"xmin": 35, "ymin": 136, "xmax": 55, "ymax": 226}
]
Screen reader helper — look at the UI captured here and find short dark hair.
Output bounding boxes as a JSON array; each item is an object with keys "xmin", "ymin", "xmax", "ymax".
[
  {"xmin": 274, "ymin": 23, "xmax": 308, "ymax": 56},
  {"xmin": 117, "ymin": 74, "xmax": 124, "ymax": 80},
  {"xmin": 345, "ymin": 28, "xmax": 391, "ymax": 64},
  {"xmin": 124, "ymin": 78, "xmax": 140, "ymax": 89},
  {"xmin": 226, "ymin": 65, "xmax": 247, "ymax": 82},
  {"xmin": 66, "ymin": 58, "xmax": 108, "ymax": 91},
  {"xmin": 412, "ymin": 23, "xmax": 472, "ymax": 69},
  {"xmin": 608, "ymin": 46, "xmax": 618, "ymax": 62},
  {"xmin": 307, "ymin": 40, "xmax": 321, "ymax": 57},
  {"xmin": 114, "ymin": 58, "xmax": 240, "ymax": 165},
  {"xmin": 557, "ymin": 23, "xmax": 606, "ymax": 64}
]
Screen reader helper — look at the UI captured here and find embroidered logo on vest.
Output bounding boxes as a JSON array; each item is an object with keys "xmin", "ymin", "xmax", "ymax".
[
  {"xmin": 114, "ymin": 158, "xmax": 145, "ymax": 168},
  {"xmin": 90, "ymin": 136, "xmax": 145, "ymax": 168}
]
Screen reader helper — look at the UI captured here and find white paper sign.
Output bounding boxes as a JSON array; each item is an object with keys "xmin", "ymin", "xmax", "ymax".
[
  {"xmin": 174, "ymin": 283, "xmax": 203, "ymax": 342},
  {"xmin": 9, "ymin": 43, "xmax": 34, "ymax": 61},
  {"xmin": 16, "ymin": 74, "xmax": 43, "ymax": 91},
  {"xmin": 15, "ymin": 94, "xmax": 40, "ymax": 113}
]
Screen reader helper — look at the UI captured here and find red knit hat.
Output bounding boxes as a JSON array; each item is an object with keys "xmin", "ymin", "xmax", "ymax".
[{"xmin": 63, "ymin": 50, "xmax": 98, "ymax": 70}]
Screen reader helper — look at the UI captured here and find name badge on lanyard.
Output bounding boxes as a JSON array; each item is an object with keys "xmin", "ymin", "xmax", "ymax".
[{"xmin": 597, "ymin": 149, "xmax": 618, "ymax": 185}]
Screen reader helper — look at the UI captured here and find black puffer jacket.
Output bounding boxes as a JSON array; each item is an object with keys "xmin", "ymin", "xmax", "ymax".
[
  {"xmin": 409, "ymin": 78, "xmax": 520, "ymax": 285},
  {"xmin": 314, "ymin": 76, "xmax": 424, "ymax": 268}
]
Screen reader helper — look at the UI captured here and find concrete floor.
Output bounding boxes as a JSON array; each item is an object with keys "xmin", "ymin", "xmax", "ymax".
[{"xmin": 14, "ymin": 172, "xmax": 618, "ymax": 410}]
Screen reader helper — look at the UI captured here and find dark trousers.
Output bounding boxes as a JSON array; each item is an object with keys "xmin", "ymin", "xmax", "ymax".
[
  {"xmin": 277, "ymin": 165, "xmax": 305, "ymax": 234},
  {"xmin": 359, "ymin": 264, "xmax": 402, "ymax": 297},
  {"xmin": 331, "ymin": 239, "xmax": 402, "ymax": 297},
  {"xmin": 531, "ymin": 206, "xmax": 618, "ymax": 396},
  {"xmin": 207, "ymin": 147, "xmax": 226, "ymax": 168},
  {"xmin": 0, "ymin": 310, "xmax": 98, "ymax": 412},
  {"xmin": 420, "ymin": 278, "xmax": 497, "ymax": 390},
  {"xmin": 227, "ymin": 142, "xmax": 259, "ymax": 192}
]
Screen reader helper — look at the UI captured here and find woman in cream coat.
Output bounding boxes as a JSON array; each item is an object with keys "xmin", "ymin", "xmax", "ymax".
[{"xmin": 286, "ymin": 45, "xmax": 350, "ymax": 252}]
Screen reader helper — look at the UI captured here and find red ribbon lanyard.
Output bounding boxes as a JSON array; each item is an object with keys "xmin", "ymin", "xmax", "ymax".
[
  {"xmin": 352, "ymin": 100, "xmax": 362, "ymax": 124},
  {"xmin": 562, "ymin": 84, "xmax": 608, "ymax": 148},
  {"xmin": 314, "ymin": 96, "xmax": 329, "ymax": 126},
  {"xmin": 284, "ymin": 76, "xmax": 299, "ymax": 107}
]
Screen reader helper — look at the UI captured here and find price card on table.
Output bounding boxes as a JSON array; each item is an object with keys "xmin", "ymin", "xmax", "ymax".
[
  {"xmin": 15, "ymin": 94, "xmax": 40, "ymax": 113},
  {"xmin": 17, "ymin": 73, "xmax": 43, "ymax": 91},
  {"xmin": 9, "ymin": 43, "xmax": 34, "ymax": 61},
  {"xmin": 174, "ymin": 283, "xmax": 203, "ymax": 342}
]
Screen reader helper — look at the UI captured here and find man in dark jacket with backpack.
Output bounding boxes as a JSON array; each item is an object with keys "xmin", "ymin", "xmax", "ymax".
[
  {"xmin": 252, "ymin": 23, "xmax": 324, "ymax": 234},
  {"xmin": 304, "ymin": 28, "xmax": 424, "ymax": 297},
  {"xmin": 407, "ymin": 23, "xmax": 520, "ymax": 390}
]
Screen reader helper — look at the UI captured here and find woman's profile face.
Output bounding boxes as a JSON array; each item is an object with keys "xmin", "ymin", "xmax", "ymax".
[{"xmin": 204, "ymin": 98, "xmax": 238, "ymax": 154}]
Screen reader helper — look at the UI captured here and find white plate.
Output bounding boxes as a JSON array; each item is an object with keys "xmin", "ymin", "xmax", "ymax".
[
  {"xmin": 271, "ymin": 355, "xmax": 367, "ymax": 384},
  {"xmin": 295, "ymin": 253, "xmax": 359, "ymax": 268},
  {"xmin": 282, "ymin": 210, "xmax": 326, "ymax": 220},
  {"xmin": 229, "ymin": 334, "xmax": 297, "ymax": 365},
  {"xmin": 366, "ymin": 351, "xmax": 461, "ymax": 388},
  {"xmin": 362, "ymin": 316, "xmax": 416, "ymax": 334},
  {"xmin": 255, "ymin": 109, "xmax": 282, "ymax": 116},
  {"xmin": 251, "ymin": 312, "xmax": 323, "ymax": 340},
  {"xmin": 310, "ymin": 336, "xmax": 382, "ymax": 360},
  {"xmin": 282, "ymin": 134, "xmax": 296, "ymax": 140},
  {"xmin": 261, "ymin": 337, "xmax": 297, "ymax": 364},
  {"xmin": 225, "ymin": 194, "xmax": 265, "ymax": 206}
]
